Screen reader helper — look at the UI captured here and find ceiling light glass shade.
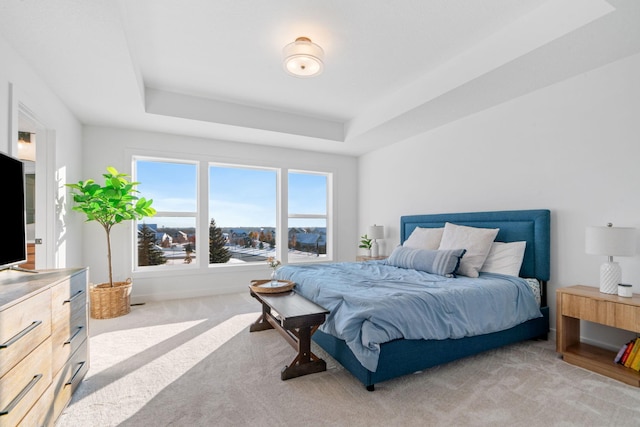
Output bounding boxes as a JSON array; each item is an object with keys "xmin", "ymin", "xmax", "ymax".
[{"xmin": 283, "ymin": 37, "xmax": 324, "ymax": 77}]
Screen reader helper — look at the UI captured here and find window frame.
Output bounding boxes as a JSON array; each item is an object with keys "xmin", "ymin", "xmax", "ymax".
[
  {"xmin": 130, "ymin": 152, "xmax": 334, "ymax": 278},
  {"xmin": 286, "ymin": 169, "xmax": 332, "ymax": 263},
  {"xmin": 132, "ymin": 156, "xmax": 200, "ymax": 273}
]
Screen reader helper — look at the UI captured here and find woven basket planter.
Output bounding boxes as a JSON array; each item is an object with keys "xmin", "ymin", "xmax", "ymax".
[{"xmin": 89, "ymin": 279, "xmax": 132, "ymax": 319}]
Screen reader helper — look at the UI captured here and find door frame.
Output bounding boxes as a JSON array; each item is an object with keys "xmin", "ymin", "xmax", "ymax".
[{"xmin": 8, "ymin": 82, "xmax": 56, "ymax": 270}]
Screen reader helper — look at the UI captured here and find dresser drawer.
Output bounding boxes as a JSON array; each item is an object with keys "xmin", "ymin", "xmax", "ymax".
[
  {"xmin": 16, "ymin": 383, "xmax": 54, "ymax": 427},
  {"xmin": 0, "ymin": 338, "xmax": 52, "ymax": 427},
  {"xmin": 51, "ymin": 339, "xmax": 89, "ymax": 423},
  {"xmin": 0, "ymin": 289, "xmax": 52, "ymax": 378},
  {"xmin": 51, "ymin": 307, "xmax": 88, "ymax": 376},
  {"xmin": 51, "ymin": 274, "xmax": 87, "ymax": 326}
]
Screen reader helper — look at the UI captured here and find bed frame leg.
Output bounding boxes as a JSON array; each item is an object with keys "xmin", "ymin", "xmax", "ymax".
[{"xmin": 366, "ymin": 384, "xmax": 375, "ymax": 392}]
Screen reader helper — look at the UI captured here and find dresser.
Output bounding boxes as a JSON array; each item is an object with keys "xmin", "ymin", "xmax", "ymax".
[
  {"xmin": 0, "ymin": 268, "xmax": 89, "ymax": 427},
  {"xmin": 556, "ymin": 285, "xmax": 640, "ymax": 386}
]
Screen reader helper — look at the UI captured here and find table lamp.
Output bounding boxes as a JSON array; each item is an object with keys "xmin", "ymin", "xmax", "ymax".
[
  {"xmin": 369, "ymin": 225, "xmax": 384, "ymax": 258},
  {"xmin": 585, "ymin": 223, "xmax": 636, "ymax": 294}
]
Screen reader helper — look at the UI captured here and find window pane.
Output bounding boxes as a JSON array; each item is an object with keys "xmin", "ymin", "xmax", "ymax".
[
  {"xmin": 288, "ymin": 172, "xmax": 327, "ymax": 215},
  {"xmin": 136, "ymin": 160, "xmax": 197, "ymax": 212},
  {"xmin": 137, "ymin": 217, "xmax": 196, "ymax": 267},
  {"xmin": 209, "ymin": 165, "xmax": 276, "ymax": 264},
  {"xmin": 288, "ymin": 172, "xmax": 328, "ymax": 262}
]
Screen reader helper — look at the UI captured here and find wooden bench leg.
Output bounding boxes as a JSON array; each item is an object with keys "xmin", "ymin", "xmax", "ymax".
[
  {"xmin": 249, "ymin": 304, "xmax": 274, "ymax": 332},
  {"xmin": 281, "ymin": 325, "xmax": 327, "ymax": 380}
]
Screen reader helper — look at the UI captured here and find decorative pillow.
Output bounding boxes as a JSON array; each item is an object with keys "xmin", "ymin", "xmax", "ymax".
[
  {"xmin": 403, "ymin": 227, "xmax": 444, "ymax": 250},
  {"xmin": 480, "ymin": 241, "xmax": 527, "ymax": 277},
  {"xmin": 387, "ymin": 246, "xmax": 466, "ymax": 277},
  {"xmin": 438, "ymin": 222, "xmax": 499, "ymax": 278}
]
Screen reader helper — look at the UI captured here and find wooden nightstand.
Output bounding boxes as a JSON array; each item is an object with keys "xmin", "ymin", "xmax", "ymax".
[
  {"xmin": 356, "ymin": 255, "xmax": 387, "ymax": 261},
  {"xmin": 556, "ymin": 285, "xmax": 640, "ymax": 386}
]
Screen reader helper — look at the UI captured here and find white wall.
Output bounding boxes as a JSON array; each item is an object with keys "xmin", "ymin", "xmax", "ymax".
[
  {"xmin": 81, "ymin": 126, "xmax": 358, "ymax": 302},
  {"xmin": 0, "ymin": 33, "xmax": 84, "ymax": 270},
  {"xmin": 358, "ymin": 52, "xmax": 640, "ymax": 350}
]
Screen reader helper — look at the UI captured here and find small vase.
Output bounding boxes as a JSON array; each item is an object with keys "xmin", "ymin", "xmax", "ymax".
[{"xmin": 270, "ymin": 269, "xmax": 278, "ymax": 286}]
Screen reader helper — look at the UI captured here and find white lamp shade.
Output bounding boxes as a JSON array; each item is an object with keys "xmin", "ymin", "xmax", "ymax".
[
  {"xmin": 283, "ymin": 37, "xmax": 324, "ymax": 77},
  {"xmin": 585, "ymin": 225, "xmax": 636, "ymax": 256},
  {"xmin": 368, "ymin": 225, "xmax": 384, "ymax": 240}
]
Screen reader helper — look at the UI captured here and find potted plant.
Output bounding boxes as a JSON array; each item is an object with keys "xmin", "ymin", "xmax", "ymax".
[
  {"xmin": 359, "ymin": 234, "xmax": 372, "ymax": 256},
  {"xmin": 66, "ymin": 166, "xmax": 156, "ymax": 319}
]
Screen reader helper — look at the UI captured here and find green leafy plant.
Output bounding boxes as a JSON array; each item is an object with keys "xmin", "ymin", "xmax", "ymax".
[
  {"xmin": 359, "ymin": 234, "xmax": 372, "ymax": 250},
  {"xmin": 66, "ymin": 166, "xmax": 156, "ymax": 287}
]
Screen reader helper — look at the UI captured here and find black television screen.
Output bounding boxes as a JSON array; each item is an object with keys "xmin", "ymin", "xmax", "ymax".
[{"xmin": 0, "ymin": 151, "xmax": 27, "ymax": 270}]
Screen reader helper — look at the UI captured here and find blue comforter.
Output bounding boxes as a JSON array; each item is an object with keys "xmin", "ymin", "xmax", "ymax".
[{"xmin": 276, "ymin": 261, "xmax": 542, "ymax": 372}]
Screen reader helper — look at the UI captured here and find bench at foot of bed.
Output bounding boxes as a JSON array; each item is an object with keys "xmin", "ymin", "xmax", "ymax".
[{"xmin": 249, "ymin": 288, "xmax": 330, "ymax": 380}]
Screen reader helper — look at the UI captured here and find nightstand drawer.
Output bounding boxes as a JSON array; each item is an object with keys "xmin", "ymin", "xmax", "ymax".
[
  {"xmin": 561, "ymin": 294, "xmax": 616, "ymax": 326},
  {"xmin": 356, "ymin": 255, "xmax": 387, "ymax": 261},
  {"xmin": 614, "ymin": 303, "xmax": 640, "ymax": 332},
  {"xmin": 561, "ymin": 294, "xmax": 640, "ymax": 332}
]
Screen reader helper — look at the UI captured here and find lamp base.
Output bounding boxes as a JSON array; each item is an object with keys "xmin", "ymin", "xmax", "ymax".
[
  {"xmin": 600, "ymin": 261, "xmax": 621, "ymax": 294},
  {"xmin": 371, "ymin": 241, "xmax": 379, "ymax": 258}
]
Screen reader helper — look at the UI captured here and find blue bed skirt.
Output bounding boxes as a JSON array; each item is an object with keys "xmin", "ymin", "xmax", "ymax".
[{"xmin": 312, "ymin": 306, "xmax": 549, "ymax": 390}]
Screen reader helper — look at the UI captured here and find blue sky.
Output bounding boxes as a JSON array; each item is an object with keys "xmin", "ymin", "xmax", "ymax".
[{"xmin": 135, "ymin": 160, "xmax": 326, "ymax": 228}]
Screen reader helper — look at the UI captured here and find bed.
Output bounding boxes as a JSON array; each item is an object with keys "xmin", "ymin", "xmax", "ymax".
[{"xmin": 277, "ymin": 209, "xmax": 550, "ymax": 391}]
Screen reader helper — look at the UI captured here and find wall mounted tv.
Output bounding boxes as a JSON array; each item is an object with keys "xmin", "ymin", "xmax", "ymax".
[{"xmin": 0, "ymin": 151, "xmax": 28, "ymax": 271}]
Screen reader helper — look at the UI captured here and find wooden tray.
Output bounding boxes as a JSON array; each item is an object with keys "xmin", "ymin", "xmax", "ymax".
[{"xmin": 250, "ymin": 279, "xmax": 295, "ymax": 294}]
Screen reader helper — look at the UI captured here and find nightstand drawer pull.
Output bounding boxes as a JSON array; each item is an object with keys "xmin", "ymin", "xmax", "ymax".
[
  {"xmin": 64, "ymin": 326, "xmax": 84, "ymax": 345},
  {"xmin": 0, "ymin": 320, "xmax": 42, "ymax": 349},
  {"xmin": 63, "ymin": 289, "xmax": 85, "ymax": 304},
  {"xmin": 0, "ymin": 374, "xmax": 43, "ymax": 416},
  {"xmin": 65, "ymin": 361, "xmax": 86, "ymax": 387}
]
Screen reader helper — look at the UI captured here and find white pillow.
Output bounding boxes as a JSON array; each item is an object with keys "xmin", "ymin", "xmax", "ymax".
[
  {"xmin": 403, "ymin": 227, "xmax": 444, "ymax": 250},
  {"xmin": 480, "ymin": 241, "xmax": 526, "ymax": 277},
  {"xmin": 438, "ymin": 222, "xmax": 499, "ymax": 278}
]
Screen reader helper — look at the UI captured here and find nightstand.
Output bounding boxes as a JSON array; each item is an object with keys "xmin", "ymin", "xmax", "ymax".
[
  {"xmin": 556, "ymin": 285, "xmax": 640, "ymax": 386},
  {"xmin": 356, "ymin": 255, "xmax": 387, "ymax": 261}
]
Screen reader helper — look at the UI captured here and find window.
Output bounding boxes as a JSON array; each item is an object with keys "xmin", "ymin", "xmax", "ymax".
[
  {"xmin": 209, "ymin": 164, "xmax": 276, "ymax": 265},
  {"xmin": 134, "ymin": 158, "xmax": 197, "ymax": 269},
  {"xmin": 133, "ymin": 156, "xmax": 332, "ymax": 272},
  {"xmin": 288, "ymin": 171, "xmax": 328, "ymax": 262}
]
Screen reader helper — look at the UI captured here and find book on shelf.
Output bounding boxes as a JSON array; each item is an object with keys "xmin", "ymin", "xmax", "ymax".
[
  {"xmin": 620, "ymin": 340, "xmax": 635, "ymax": 366},
  {"xmin": 625, "ymin": 338, "xmax": 640, "ymax": 368},
  {"xmin": 615, "ymin": 341, "xmax": 631, "ymax": 364},
  {"xmin": 630, "ymin": 339, "xmax": 640, "ymax": 371}
]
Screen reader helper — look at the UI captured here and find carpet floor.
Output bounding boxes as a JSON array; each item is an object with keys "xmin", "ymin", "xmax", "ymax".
[{"xmin": 56, "ymin": 292, "xmax": 640, "ymax": 426}]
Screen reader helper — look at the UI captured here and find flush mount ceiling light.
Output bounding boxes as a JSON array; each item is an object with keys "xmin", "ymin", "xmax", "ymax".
[{"xmin": 283, "ymin": 37, "xmax": 324, "ymax": 78}]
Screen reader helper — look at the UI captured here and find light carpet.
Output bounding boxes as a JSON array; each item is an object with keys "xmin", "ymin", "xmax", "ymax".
[{"xmin": 56, "ymin": 292, "xmax": 640, "ymax": 427}]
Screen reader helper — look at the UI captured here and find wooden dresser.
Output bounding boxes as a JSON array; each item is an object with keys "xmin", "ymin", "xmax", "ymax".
[{"xmin": 0, "ymin": 268, "xmax": 89, "ymax": 427}]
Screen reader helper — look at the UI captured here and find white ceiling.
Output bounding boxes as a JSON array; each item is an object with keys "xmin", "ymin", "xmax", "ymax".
[{"xmin": 1, "ymin": 0, "xmax": 639, "ymax": 156}]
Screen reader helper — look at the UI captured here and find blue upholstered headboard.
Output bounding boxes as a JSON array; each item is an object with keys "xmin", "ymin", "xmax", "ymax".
[{"xmin": 400, "ymin": 209, "xmax": 550, "ymax": 281}]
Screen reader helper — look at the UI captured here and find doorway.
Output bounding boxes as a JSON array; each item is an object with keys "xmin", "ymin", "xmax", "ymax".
[{"xmin": 14, "ymin": 102, "xmax": 54, "ymax": 270}]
